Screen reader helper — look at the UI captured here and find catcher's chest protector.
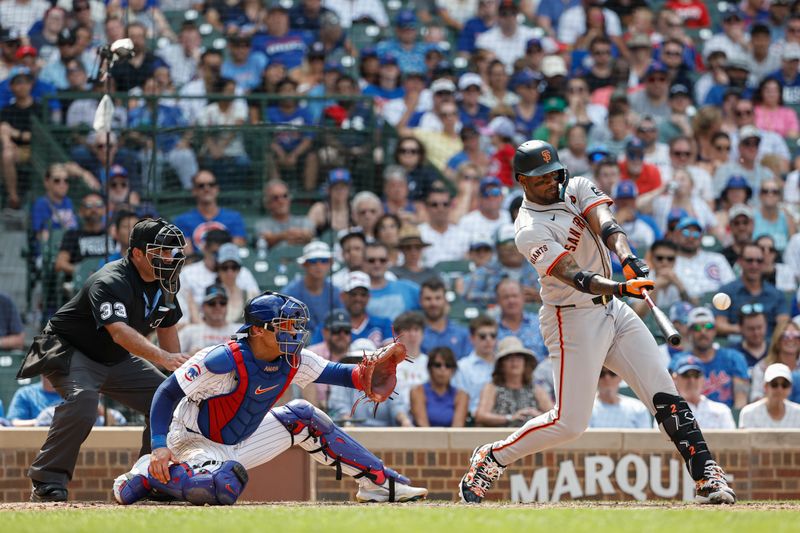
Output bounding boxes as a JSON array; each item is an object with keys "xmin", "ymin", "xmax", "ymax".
[{"xmin": 198, "ymin": 341, "xmax": 298, "ymax": 445}]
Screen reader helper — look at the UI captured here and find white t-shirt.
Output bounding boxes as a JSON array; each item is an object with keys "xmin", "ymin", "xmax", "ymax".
[
  {"xmin": 674, "ymin": 250, "xmax": 736, "ymax": 298},
  {"xmin": 197, "ymin": 100, "xmax": 249, "ymax": 157},
  {"xmin": 436, "ymin": 0, "xmax": 479, "ymax": 25},
  {"xmin": 178, "ymin": 322, "xmax": 244, "ymax": 355},
  {"xmin": 178, "ymin": 261, "xmax": 260, "ymax": 322},
  {"xmin": 557, "ymin": 6, "xmax": 621, "ymax": 45},
  {"xmin": 457, "ymin": 210, "xmax": 512, "ymax": 246},
  {"xmin": 515, "ymin": 176, "xmax": 613, "ymax": 307},
  {"xmin": 323, "ymin": 0, "xmax": 389, "ymax": 28},
  {"xmin": 419, "ymin": 223, "xmax": 470, "ymax": 268},
  {"xmin": 0, "ymin": 0, "xmax": 49, "ymax": 33},
  {"xmin": 395, "ymin": 353, "xmax": 429, "ymax": 408},
  {"xmin": 382, "ymin": 90, "xmax": 432, "ymax": 127},
  {"xmin": 739, "ymin": 398, "xmax": 800, "ymax": 428},
  {"xmin": 590, "ymin": 395, "xmax": 652, "ymax": 428},
  {"xmin": 475, "ymin": 25, "xmax": 539, "ymax": 73}
]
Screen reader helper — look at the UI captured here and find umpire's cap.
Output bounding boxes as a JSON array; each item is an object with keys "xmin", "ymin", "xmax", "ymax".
[
  {"xmin": 513, "ymin": 140, "xmax": 565, "ymax": 179},
  {"xmin": 129, "ymin": 218, "xmax": 185, "ymax": 252}
]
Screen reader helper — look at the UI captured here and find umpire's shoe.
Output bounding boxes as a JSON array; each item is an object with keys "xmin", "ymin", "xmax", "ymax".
[
  {"xmin": 695, "ymin": 460, "xmax": 736, "ymax": 504},
  {"xmin": 30, "ymin": 482, "xmax": 68, "ymax": 503},
  {"xmin": 459, "ymin": 444, "xmax": 506, "ymax": 504}
]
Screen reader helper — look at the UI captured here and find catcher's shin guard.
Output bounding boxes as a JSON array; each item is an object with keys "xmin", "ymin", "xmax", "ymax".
[
  {"xmin": 653, "ymin": 392, "xmax": 712, "ymax": 481},
  {"xmin": 146, "ymin": 460, "xmax": 249, "ymax": 505},
  {"xmin": 273, "ymin": 399, "xmax": 410, "ymax": 490}
]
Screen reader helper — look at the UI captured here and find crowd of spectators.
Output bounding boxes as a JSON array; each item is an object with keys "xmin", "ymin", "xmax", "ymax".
[{"xmin": 3, "ymin": 0, "xmax": 800, "ymax": 429}]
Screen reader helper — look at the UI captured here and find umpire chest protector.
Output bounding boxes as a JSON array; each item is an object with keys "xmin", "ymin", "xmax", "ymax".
[{"xmin": 198, "ymin": 340, "xmax": 298, "ymax": 445}]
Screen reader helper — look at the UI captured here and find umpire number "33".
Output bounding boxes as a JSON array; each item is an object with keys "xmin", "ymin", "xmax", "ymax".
[{"xmin": 100, "ymin": 302, "xmax": 127, "ymax": 320}]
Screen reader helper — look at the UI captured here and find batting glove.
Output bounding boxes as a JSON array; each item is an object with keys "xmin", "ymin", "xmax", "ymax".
[
  {"xmin": 621, "ymin": 255, "xmax": 650, "ymax": 280},
  {"xmin": 617, "ymin": 278, "xmax": 655, "ymax": 299}
]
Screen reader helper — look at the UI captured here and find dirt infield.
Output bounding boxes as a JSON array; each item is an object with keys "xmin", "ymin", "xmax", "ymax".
[{"xmin": 2, "ymin": 500, "xmax": 799, "ymax": 512}]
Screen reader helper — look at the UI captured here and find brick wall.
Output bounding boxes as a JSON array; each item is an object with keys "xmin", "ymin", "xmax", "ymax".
[{"xmin": 2, "ymin": 428, "xmax": 799, "ymax": 502}]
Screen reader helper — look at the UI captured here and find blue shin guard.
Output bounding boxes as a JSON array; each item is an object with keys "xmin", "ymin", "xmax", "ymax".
[
  {"xmin": 272, "ymin": 399, "xmax": 409, "ymax": 486},
  {"xmin": 146, "ymin": 460, "xmax": 249, "ymax": 505}
]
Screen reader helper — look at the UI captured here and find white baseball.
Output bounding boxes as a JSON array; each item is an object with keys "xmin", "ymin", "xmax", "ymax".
[{"xmin": 712, "ymin": 293, "xmax": 731, "ymax": 311}]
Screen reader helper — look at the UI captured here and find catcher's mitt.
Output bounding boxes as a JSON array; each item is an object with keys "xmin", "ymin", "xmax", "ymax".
[{"xmin": 351, "ymin": 340, "xmax": 410, "ymax": 416}]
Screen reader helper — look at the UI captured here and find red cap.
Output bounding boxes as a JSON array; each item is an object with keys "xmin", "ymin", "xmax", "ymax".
[{"xmin": 15, "ymin": 46, "xmax": 37, "ymax": 59}]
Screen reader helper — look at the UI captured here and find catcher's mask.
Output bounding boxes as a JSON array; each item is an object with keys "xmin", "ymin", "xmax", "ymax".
[
  {"xmin": 237, "ymin": 291, "xmax": 310, "ymax": 367},
  {"xmin": 513, "ymin": 139, "xmax": 570, "ymax": 201},
  {"xmin": 129, "ymin": 218, "xmax": 186, "ymax": 295}
]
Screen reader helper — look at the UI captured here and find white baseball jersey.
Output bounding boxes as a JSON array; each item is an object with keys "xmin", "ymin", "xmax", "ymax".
[
  {"xmin": 515, "ymin": 176, "xmax": 613, "ymax": 307},
  {"xmin": 171, "ymin": 346, "xmax": 328, "ymax": 434}
]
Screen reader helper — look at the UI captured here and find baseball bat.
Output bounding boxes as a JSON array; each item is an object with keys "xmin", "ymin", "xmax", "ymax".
[{"xmin": 641, "ymin": 288, "xmax": 681, "ymax": 346}]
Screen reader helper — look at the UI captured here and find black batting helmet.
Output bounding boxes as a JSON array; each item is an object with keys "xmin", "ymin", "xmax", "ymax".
[{"xmin": 513, "ymin": 140, "xmax": 565, "ymax": 178}]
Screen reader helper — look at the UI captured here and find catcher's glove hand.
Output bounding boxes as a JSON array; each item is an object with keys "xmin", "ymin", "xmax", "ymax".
[
  {"xmin": 621, "ymin": 255, "xmax": 650, "ymax": 280},
  {"xmin": 351, "ymin": 340, "xmax": 409, "ymax": 416},
  {"xmin": 617, "ymin": 278, "xmax": 655, "ymax": 299}
]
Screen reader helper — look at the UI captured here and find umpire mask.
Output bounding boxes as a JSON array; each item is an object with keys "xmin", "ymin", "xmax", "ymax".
[{"xmin": 131, "ymin": 218, "xmax": 187, "ymax": 294}]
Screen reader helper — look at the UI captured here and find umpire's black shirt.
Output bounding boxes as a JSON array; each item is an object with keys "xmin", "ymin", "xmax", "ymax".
[{"xmin": 49, "ymin": 257, "xmax": 182, "ymax": 365}]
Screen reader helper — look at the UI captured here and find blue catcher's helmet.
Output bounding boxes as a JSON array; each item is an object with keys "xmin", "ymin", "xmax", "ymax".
[{"xmin": 237, "ymin": 291, "xmax": 310, "ymax": 363}]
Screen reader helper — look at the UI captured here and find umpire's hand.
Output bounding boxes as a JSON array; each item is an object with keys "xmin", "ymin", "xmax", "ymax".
[
  {"xmin": 149, "ymin": 447, "xmax": 178, "ymax": 483},
  {"xmin": 159, "ymin": 352, "xmax": 191, "ymax": 371}
]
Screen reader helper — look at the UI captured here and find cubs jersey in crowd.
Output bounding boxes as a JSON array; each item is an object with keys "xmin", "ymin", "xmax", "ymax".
[
  {"xmin": 48, "ymin": 258, "xmax": 182, "ymax": 365},
  {"xmin": 514, "ymin": 176, "xmax": 613, "ymax": 307}
]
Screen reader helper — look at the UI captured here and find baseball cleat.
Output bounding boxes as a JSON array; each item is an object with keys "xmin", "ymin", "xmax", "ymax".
[
  {"xmin": 355, "ymin": 478, "xmax": 428, "ymax": 503},
  {"xmin": 459, "ymin": 444, "xmax": 506, "ymax": 504},
  {"xmin": 695, "ymin": 460, "xmax": 736, "ymax": 504}
]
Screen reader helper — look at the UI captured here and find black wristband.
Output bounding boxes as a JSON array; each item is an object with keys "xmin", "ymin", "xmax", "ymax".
[
  {"xmin": 573, "ymin": 271, "xmax": 598, "ymax": 293},
  {"xmin": 600, "ymin": 221, "xmax": 626, "ymax": 245}
]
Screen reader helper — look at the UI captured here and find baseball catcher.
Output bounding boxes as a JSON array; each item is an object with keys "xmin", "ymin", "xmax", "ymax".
[
  {"xmin": 458, "ymin": 140, "xmax": 735, "ymax": 505},
  {"xmin": 113, "ymin": 291, "xmax": 426, "ymax": 505}
]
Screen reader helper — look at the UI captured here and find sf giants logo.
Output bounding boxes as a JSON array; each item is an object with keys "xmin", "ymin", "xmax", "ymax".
[
  {"xmin": 541, "ymin": 150, "xmax": 552, "ymax": 163},
  {"xmin": 529, "ymin": 244, "xmax": 548, "ymax": 265}
]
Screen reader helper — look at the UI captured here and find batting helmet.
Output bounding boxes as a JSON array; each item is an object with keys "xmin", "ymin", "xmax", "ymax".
[
  {"xmin": 513, "ymin": 140, "xmax": 570, "ymax": 200},
  {"xmin": 238, "ymin": 291, "xmax": 310, "ymax": 364},
  {"xmin": 129, "ymin": 218, "xmax": 186, "ymax": 295}
]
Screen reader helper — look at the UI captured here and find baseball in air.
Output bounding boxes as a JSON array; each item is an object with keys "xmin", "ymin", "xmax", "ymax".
[{"xmin": 712, "ymin": 293, "xmax": 731, "ymax": 310}]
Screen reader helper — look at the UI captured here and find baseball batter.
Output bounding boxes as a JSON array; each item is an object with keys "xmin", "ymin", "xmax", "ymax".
[
  {"xmin": 113, "ymin": 291, "xmax": 427, "ymax": 505},
  {"xmin": 459, "ymin": 141, "xmax": 736, "ymax": 505}
]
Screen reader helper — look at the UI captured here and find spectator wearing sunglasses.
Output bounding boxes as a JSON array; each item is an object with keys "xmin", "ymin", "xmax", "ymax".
[
  {"xmin": 55, "ymin": 193, "xmax": 118, "ymax": 279},
  {"xmin": 589, "ymin": 368, "xmax": 652, "ymax": 429},
  {"xmin": 714, "ymin": 242, "xmax": 789, "ymax": 337},
  {"xmin": 750, "ymin": 321, "xmax": 800, "ymax": 403},
  {"xmin": 753, "ymin": 178, "xmax": 796, "ymax": 252},
  {"xmin": 619, "ymin": 137, "xmax": 662, "ymax": 195},
  {"xmin": 307, "ymin": 309, "xmax": 353, "ymax": 411},
  {"xmin": 673, "ymin": 217, "xmax": 735, "ymax": 298},
  {"xmin": 178, "ymin": 284, "xmax": 243, "ymax": 355},
  {"xmin": 668, "ymin": 355, "xmax": 736, "ymax": 429},
  {"xmin": 453, "ymin": 315, "xmax": 499, "ymax": 414},
  {"xmin": 214, "ymin": 243, "xmax": 258, "ymax": 324},
  {"xmin": 720, "ymin": 203, "xmax": 755, "ymax": 266},
  {"xmin": 629, "ymin": 62, "xmax": 672, "ymax": 126},
  {"xmin": 284, "ymin": 241, "xmax": 342, "ymax": 334},
  {"xmin": 729, "ymin": 308, "xmax": 769, "ymax": 367},
  {"xmin": 739, "ymin": 363, "xmax": 800, "ymax": 428},
  {"xmin": 673, "ymin": 307, "xmax": 749, "ymax": 408},
  {"xmin": 364, "ymin": 242, "xmax": 420, "ymax": 321},
  {"xmin": 713, "ymin": 126, "xmax": 775, "ymax": 198},
  {"xmin": 410, "ymin": 347, "xmax": 468, "ymax": 427},
  {"xmin": 636, "ymin": 241, "xmax": 691, "ymax": 315},
  {"xmin": 756, "ymin": 234, "xmax": 796, "ymax": 292},
  {"xmin": 457, "ymin": 176, "xmax": 512, "ymax": 240}
]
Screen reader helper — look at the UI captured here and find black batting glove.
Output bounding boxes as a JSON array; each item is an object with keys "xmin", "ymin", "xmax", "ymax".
[{"xmin": 621, "ymin": 255, "xmax": 650, "ymax": 281}]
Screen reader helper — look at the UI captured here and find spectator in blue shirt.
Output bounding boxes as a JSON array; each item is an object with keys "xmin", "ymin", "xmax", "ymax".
[
  {"xmin": 453, "ymin": 315, "xmax": 499, "ymax": 413},
  {"xmin": 768, "ymin": 46, "xmax": 800, "ymax": 105},
  {"xmin": 496, "ymin": 278, "xmax": 548, "ymax": 361},
  {"xmin": 253, "ymin": 1, "xmax": 309, "ymax": 72},
  {"xmin": 535, "ymin": 0, "xmax": 580, "ymax": 37},
  {"xmin": 284, "ymin": 241, "xmax": 342, "ymax": 334},
  {"xmin": 173, "ymin": 170, "xmax": 248, "ymax": 251},
  {"xmin": 289, "ymin": 0, "xmax": 337, "ymax": 39},
  {"xmin": 714, "ymin": 242, "xmax": 789, "ymax": 338},
  {"xmin": 364, "ymin": 242, "xmax": 420, "ymax": 321},
  {"xmin": 419, "ymin": 277, "xmax": 472, "ymax": 361},
  {"xmin": 221, "ymin": 33, "xmax": 267, "ymax": 92},
  {"xmin": 376, "ymin": 10, "xmax": 428, "ymax": 74},
  {"xmin": 6, "ymin": 377, "xmax": 62, "ymax": 426},
  {"xmin": 30, "ymin": 163, "xmax": 78, "ymax": 242},
  {"xmin": 457, "ymin": 0, "xmax": 497, "ymax": 54},
  {"xmin": 673, "ymin": 307, "xmax": 750, "ymax": 408},
  {"xmin": 457, "ymin": 72, "xmax": 491, "ymax": 129},
  {"xmin": 266, "ymin": 77, "xmax": 319, "ymax": 191},
  {"xmin": 363, "ymin": 55, "xmax": 404, "ymax": 101}
]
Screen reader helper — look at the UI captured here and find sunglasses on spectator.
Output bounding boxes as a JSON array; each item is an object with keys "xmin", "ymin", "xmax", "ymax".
[
  {"xmin": 205, "ymin": 299, "xmax": 228, "ymax": 307},
  {"xmin": 50, "ymin": 177, "xmax": 68, "ymax": 184},
  {"xmin": 430, "ymin": 362, "xmax": 457, "ymax": 369},
  {"xmin": 740, "ymin": 303, "xmax": 764, "ymax": 315},
  {"xmin": 218, "ymin": 263, "xmax": 241, "ymax": 272},
  {"xmin": 760, "ymin": 188, "xmax": 781, "ymax": 195},
  {"xmin": 482, "ymin": 188, "xmax": 502, "ymax": 197},
  {"xmin": 681, "ymin": 229, "xmax": 701, "ymax": 239},
  {"xmin": 398, "ymin": 148, "xmax": 420, "ymax": 155},
  {"xmin": 330, "ymin": 328, "xmax": 351, "ymax": 335},
  {"xmin": 638, "ymin": 127, "xmax": 656, "ymax": 134},
  {"xmin": 769, "ymin": 379, "xmax": 792, "ymax": 389},
  {"xmin": 599, "ymin": 370, "xmax": 617, "ymax": 378},
  {"xmin": 735, "ymin": 109, "xmax": 753, "ymax": 117},
  {"xmin": 366, "ymin": 257, "xmax": 388, "ymax": 264},
  {"xmin": 760, "ymin": 245, "xmax": 777, "ymax": 254},
  {"xmin": 714, "ymin": 144, "xmax": 731, "ymax": 151},
  {"xmin": 682, "ymin": 370, "xmax": 703, "ymax": 379},
  {"xmin": 663, "ymin": 50, "xmax": 682, "ymax": 57},
  {"xmin": 741, "ymin": 139, "xmax": 760, "ymax": 147},
  {"xmin": 742, "ymin": 257, "xmax": 764, "ymax": 264},
  {"xmin": 691, "ymin": 323, "xmax": 715, "ymax": 331},
  {"xmin": 592, "ymin": 49, "xmax": 611, "ymax": 56},
  {"xmin": 654, "ymin": 254, "xmax": 676, "ymax": 262},
  {"xmin": 427, "ymin": 201, "xmax": 450, "ymax": 208},
  {"xmin": 195, "ymin": 181, "xmax": 217, "ymax": 189},
  {"xmin": 671, "ymin": 150, "xmax": 691, "ymax": 158},
  {"xmin": 477, "ymin": 332, "xmax": 497, "ymax": 340},
  {"xmin": 269, "ymin": 193, "xmax": 289, "ymax": 201},
  {"xmin": 305, "ymin": 258, "xmax": 330, "ymax": 264}
]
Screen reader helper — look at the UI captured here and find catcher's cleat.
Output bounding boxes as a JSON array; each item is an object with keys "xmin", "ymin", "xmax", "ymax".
[
  {"xmin": 695, "ymin": 460, "xmax": 736, "ymax": 504},
  {"xmin": 459, "ymin": 444, "xmax": 506, "ymax": 504},
  {"xmin": 356, "ymin": 478, "xmax": 428, "ymax": 503}
]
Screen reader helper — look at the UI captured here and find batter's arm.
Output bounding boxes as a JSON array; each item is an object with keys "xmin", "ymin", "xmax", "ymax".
[
  {"xmin": 585, "ymin": 202, "xmax": 635, "ymax": 261},
  {"xmin": 549, "ymin": 253, "xmax": 623, "ymax": 296}
]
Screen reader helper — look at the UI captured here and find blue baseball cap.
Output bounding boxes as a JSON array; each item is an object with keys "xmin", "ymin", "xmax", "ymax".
[
  {"xmin": 324, "ymin": 59, "xmax": 344, "ymax": 73},
  {"xmin": 380, "ymin": 54, "xmax": 398, "ymax": 66},
  {"xmin": 361, "ymin": 46, "xmax": 378, "ymax": 58},
  {"xmin": 672, "ymin": 355, "xmax": 703, "ymax": 375},
  {"xmin": 109, "ymin": 164, "xmax": 128, "ymax": 178},
  {"xmin": 329, "ymin": 168, "xmax": 351, "ymax": 185},
  {"xmin": 675, "ymin": 216, "xmax": 702, "ymax": 231},
  {"xmin": 645, "ymin": 61, "xmax": 668, "ymax": 79},
  {"xmin": 626, "ymin": 137, "xmax": 646, "ymax": 154},
  {"xmin": 511, "ymin": 69, "xmax": 542, "ymax": 89},
  {"xmin": 613, "ymin": 181, "xmax": 638, "ymax": 199},
  {"xmin": 587, "ymin": 145, "xmax": 610, "ymax": 162},
  {"xmin": 669, "ymin": 301, "xmax": 694, "ymax": 324},
  {"xmin": 479, "ymin": 176, "xmax": 502, "ymax": 195},
  {"xmin": 396, "ymin": 9, "xmax": 417, "ymax": 28}
]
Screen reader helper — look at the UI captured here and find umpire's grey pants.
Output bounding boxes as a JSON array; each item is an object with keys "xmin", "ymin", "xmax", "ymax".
[{"xmin": 28, "ymin": 350, "xmax": 166, "ymax": 486}]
